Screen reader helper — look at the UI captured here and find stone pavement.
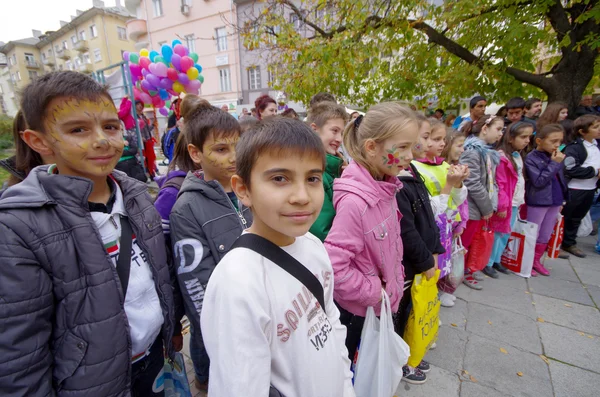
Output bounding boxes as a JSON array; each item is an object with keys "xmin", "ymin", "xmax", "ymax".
[{"xmin": 178, "ymin": 235, "xmax": 600, "ymax": 397}]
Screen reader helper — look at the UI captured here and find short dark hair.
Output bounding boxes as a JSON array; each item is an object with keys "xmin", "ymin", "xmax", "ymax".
[
  {"xmin": 309, "ymin": 92, "xmax": 337, "ymax": 107},
  {"xmin": 307, "ymin": 101, "xmax": 348, "ymax": 128},
  {"xmin": 469, "ymin": 95, "xmax": 486, "ymax": 108},
  {"xmin": 236, "ymin": 117, "xmax": 326, "ymax": 188},
  {"xmin": 525, "ymin": 98, "xmax": 541, "ymax": 110},
  {"xmin": 281, "ymin": 108, "xmax": 298, "ymax": 118},
  {"xmin": 184, "ymin": 98, "xmax": 241, "ymax": 151},
  {"xmin": 20, "ymin": 71, "xmax": 112, "ymax": 133},
  {"xmin": 435, "ymin": 108, "xmax": 445, "ymax": 115},
  {"xmin": 536, "ymin": 123, "xmax": 564, "ymax": 141},
  {"xmin": 505, "ymin": 97, "xmax": 526, "ymax": 110},
  {"xmin": 574, "ymin": 114, "xmax": 600, "ymax": 137}
]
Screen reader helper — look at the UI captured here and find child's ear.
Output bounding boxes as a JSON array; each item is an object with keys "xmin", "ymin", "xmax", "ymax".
[
  {"xmin": 21, "ymin": 129, "xmax": 54, "ymax": 157},
  {"xmin": 364, "ymin": 138, "xmax": 378, "ymax": 157},
  {"xmin": 187, "ymin": 143, "xmax": 203, "ymax": 166},
  {"xmin": 535, "ymin": 137, "xmax": 542, "ymax": 147},
  {"xmin": 310, "ymin": 123, "xmax": 319, "ymax": 133},
  {"xmin": 231, "ymin": 174, "xmax": 251, "ymax": 208}
]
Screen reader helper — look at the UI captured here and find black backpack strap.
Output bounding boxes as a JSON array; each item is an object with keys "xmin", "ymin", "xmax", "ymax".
[
  {"xmin": 232, "ymin": 234, "xmax": 326, "ymax": 315},
  {"xmin": 116, "ymin": 215, "xmax": 133, "ymax": 297}
]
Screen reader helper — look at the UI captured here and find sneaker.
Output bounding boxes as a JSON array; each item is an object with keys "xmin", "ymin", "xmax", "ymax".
[
  {"xmin": 482, "ymin": 266, "xmax": 499, "ymax": 279},
  {"xmin": 449, "ymin": 294, "xmax": 457, "ymax": 301},
  {"xmin": 402, "ymin": 365, "xmax": 427, "ymax": 384},
  {"xmin": 417, "ymin": 360, "xmax": 431, "ymax": 373},
  {"xmin": 493, "ymin": 263, "xmax": 510, "ymax": 274},
  {"xmin": 194, "ymin": 378, "xmax": 209, "ymax": 392},
  {"xmin": 440, "ymin": 292, "xmax": 455, "ymax": 307},
  {"xmin": 430, "ymin": 342, "xmax": 437, "ymax": 350},
  {"xmin": 562, "ymin": 245, "xmax": 587, "ymax": 258},
  {"xmin": 595, "ymin": 244, "xmax": 600, "ymax": 255},
  {"xmin": 463, "ymin": 275, "xmax": 483, "ymax": 290},
  {"xmin": 472, "ymin": 271, "xmax": 485, "ymax": 281}
]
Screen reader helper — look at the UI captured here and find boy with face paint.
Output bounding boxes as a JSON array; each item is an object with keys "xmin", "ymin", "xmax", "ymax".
[
  {"xmin": 200, "ymin": 117, "xmax": 354, "ymax": 397},
  {"xmin": 0, "ymin": 71, "xmax": 183, "ymax": 396},
  {"xmin": 168, "ymin": 100, "xmax": 252, "ymax": 393}
]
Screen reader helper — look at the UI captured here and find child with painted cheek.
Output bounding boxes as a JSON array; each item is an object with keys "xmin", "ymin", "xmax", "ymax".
[
  {"xmin": 412, "ymin": 121, "xmax": 468, "ymax": 308},
  {"xmin": 0, "ymin": 71, "xmax": 183, "ymax": 396},
  {"xmin": 484, "ymin": 122, "xmax": 533, "ymax": 279},
  {"xmin": 324, "ymin": 103, "xmax": 417, "ymax": 378},
  {"xmin": 169, "ymin": 100, "xmax": 253, "ymax": 392}
]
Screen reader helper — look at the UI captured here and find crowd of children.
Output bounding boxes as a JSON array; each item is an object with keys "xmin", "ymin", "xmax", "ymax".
[{"xmin": 1, "ymin": 71, "xmax": 600, "ymax": 397}]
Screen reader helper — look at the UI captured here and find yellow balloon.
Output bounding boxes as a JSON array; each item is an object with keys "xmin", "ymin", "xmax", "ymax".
[
  {"xmin": 186, "ymin": 67, "xmax": 199, "ymax": 80},
  {"xmin": 140, "ymin": 48, "xmax": 149, "ymax": 57},
  {"xmin": 173, "ymin": 82, "xmax": 184, "ymax": 93}
]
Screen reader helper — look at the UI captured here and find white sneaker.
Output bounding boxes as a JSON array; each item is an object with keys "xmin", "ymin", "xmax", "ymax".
[
  {"xmin": 430, "ymin": 342, "xmax": 437, "ymax": 350},
  {"xmin": 449, "ymin": 294, "xmax": 457, "ymax": 301},
  {"xmin": 440, "ymin": 292, "xmax": 455, "ymax": 307}
]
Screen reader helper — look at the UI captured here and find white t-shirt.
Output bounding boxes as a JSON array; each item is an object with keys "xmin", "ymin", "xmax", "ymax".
[
  {"xmin": 568, "ymin": 140, "xmax": 600, "ymax": 190},
  {"xmin": 201, "ymin": 233, "xmax": 355, "ymax": 397},
  {"xmin": 91, "ymin": 182, "xmax": 164, "ymax": 362}
]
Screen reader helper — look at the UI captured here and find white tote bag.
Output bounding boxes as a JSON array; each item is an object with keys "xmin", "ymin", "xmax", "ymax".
[
  {"xmin": 501, "ymin": 217, "xmax": 538, "ymax": 278},
  {"xmin": 353, "ymin": 290, "xmax": 410, "ymax": 397},
  {"xmin": 578, "ymin": 212, "xmax": 593, "ymax": 237}
]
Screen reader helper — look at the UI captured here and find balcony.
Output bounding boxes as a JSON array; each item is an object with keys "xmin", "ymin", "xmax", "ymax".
[
  {"xmin": 57, "ymin": 49, "xmax": 71, "ymax": 60},
  {"xmin": 126, "ymin": 19, "xmax": 147, "ymax": 42},
  {"xmin": 42, "ymin": 57, "xmax": 55, "ymax": 67},
  {"xmin": 124, "ymin": 0, "xmax": 141, "ymax": 14},
  {"xmin": 25, "ymin": 59, "xmax": 40, "ymax": 69},
  {"xmin": 74, "ymin": 40, "xmax": 89, "ymax": 52},
  {"xmin": 79, "ymin": 63, "xmax": 92, "ymax": 73}
]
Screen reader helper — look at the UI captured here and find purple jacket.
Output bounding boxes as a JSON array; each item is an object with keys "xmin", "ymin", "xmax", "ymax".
[
  {"xmin": 155, "ymin": 170, "xmax": 188, "ymax": 236},
  {"xmin": 525, "ymin": 150, "xmax": 568, "ymax": 207},
  {"xmin": 324, "ymin": 161, "xmax": 404, "ymax": 317}
]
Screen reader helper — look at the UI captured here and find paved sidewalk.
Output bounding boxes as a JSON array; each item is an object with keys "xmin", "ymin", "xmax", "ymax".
[
  {"xmin": 179, "ymin": 235, "xmax": 600, "ymax": 397},
  {"xmin": 399, "ymin": 234, "xmax": 600, "ymax": 397}
]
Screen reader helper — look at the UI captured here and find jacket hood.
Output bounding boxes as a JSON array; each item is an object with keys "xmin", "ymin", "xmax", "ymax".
[
  {"xmin": 464, "ymin": 135, "xmax": 500, "ymax": 165},
  {"xmin": 156, "ymin": 170, "xmax": 187, "ymax": 188},
  {"xmin": 325, "ymin": 154, "xmax": 344, "ymax": 179},
  {"xmin": 0, "ymin": 165, "xmax": 148, "ymax": 210},
  {"xmin": 333, "ymin": 161, "xmax": 402, "ymax": 207},
  {"xmin": 178, "ymin": 171, "xmax": 230, "ymax": 202}
]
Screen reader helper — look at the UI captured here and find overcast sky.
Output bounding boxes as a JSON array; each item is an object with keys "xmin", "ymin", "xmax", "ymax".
[{"xmin": 0, "ymin": 0, "xmax": 120, "ymax": 43}]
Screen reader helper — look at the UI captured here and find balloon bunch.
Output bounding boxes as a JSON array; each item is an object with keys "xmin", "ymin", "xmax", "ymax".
[{"xmin": 124, "ymin": 39, "xmax": 204, "ymax": 116}]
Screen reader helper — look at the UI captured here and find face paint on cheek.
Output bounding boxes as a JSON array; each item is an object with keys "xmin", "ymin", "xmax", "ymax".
[
  {"xmin": 413, "ymin": 143, "xmax": 423, "ymax": 152},
  {"xmin": 383, "ymin": 148, "xmax": 401, "ymax": 168}
]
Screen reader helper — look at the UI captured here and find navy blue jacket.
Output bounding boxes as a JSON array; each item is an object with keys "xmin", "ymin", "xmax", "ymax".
[{"xmin": 524, "ymin": 149, "xmax": 568, "ymax": 206}]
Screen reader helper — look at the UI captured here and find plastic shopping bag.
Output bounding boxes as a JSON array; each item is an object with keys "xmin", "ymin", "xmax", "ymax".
[
  {"xmin": 354, "ymin": 289, "xmax": 410, "ymax": 397},
  {"xmin": 465, "ymin": 221, "xmax": 494, "ymax": 273},
  {"xmin": 438, "ymin": 237, "xmax": 466, "ymax": 294},
  {"xmin": 404, "ymin": 269, "xmax": 441, "ymax": 368},
  {"xmin": 436, "ymin": 213, "xmax": 453, "ymax": 278},
  {"xmin": 547, "ymin": 214, "xmax": 564, "ymax": 259},
  {"xmin": 578, "ymin": 212, "xmax": 592, "ymax": 237},
  {"xmin": 501, "ymin": 217, "xmax": 538, "ymax": 278},
  {"xmin": 163, "ymin": 352, "xmax": 192, "ymax": 397}
]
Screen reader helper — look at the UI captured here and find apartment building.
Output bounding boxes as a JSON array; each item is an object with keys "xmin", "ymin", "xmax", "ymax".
[
  {"xmin": 0, "ymin": 1, "xmax": 137, "ymax": 115},
  {"xmin": 125, "ymin": 0, "xmax": 243, "ymax": 108}
]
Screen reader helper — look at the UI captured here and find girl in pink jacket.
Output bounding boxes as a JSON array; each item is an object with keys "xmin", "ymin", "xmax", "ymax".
[
  {"xmin": 485, "ymin": 122, "xmax": 533, "ymax": 278},
  {"xmin": 324, "ymin": 102, "xmax": 418, "ymax": 362}
]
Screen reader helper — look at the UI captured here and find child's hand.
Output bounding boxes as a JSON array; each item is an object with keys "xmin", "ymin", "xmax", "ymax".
[
  {"xmin": 424, "ymin": 267, "xmax": 436, "ymax": 280},
  {"xmin": 496, "ymin": 210, "xmax": 507, "ymax": 219},
  {"xmin": 482, "ymin": 212, "xmax": 493, "ymax": 220},
  {"xmin": 459, "ymin": 164, "xmax": 470, "ymax": 181},
  {"xmin": 453, "ymin": 229, "xmax": 464, "ymax": 237},
  {"xmin": 551, "ymin": 149, "xmax": 565, "ymax": 163},
  {"xmin": 446, "ymin": 165, "xmax": 463, "ymax": 188}
]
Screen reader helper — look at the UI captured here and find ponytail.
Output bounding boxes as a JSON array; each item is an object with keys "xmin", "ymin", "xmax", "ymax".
[{"xmin": 10, "ymin": 110, "xmax": 43, "ymax": 186}]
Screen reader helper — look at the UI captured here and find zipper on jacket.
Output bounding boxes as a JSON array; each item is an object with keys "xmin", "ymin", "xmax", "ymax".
[{"xmin": 216, "ymin": 182, "xmax": 248, "ymax": 229}]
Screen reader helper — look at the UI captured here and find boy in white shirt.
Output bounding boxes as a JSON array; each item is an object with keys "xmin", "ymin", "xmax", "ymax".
[{"xmin": 200, "ymin": 117, "xmax": 355, "ymax": 397}]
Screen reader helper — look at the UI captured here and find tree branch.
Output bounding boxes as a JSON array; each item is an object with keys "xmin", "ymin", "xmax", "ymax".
[
  {"xmin": 449, "ymin": 0, "xmax": 535, "ymax": 25},
  {"xmin": 280, "ymin": 0, "xmax": 330, "ymax": 38},
  {"xmin": 546, "ymin": 0, "xmax": 572, "ymax": 44}
]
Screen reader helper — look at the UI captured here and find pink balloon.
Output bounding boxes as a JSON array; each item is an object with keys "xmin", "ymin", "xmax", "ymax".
[
  {"xmin": 154, "ymin": 62, "xmax": 168, "ymax": 77},
  {"xmin": 180, "ymin": 56, "xmax": 194, "ymax": 72},
  {"xmin": 173, "ymin": 44, "xmax": 188, "ymax": 57},
  {"xmin": 188, "ymin": 88, "xmax": 200, "ymax": 95},
  {"xmin": 159, "ymin": 107, "xmax": 169, "ymax": 117},
  {"xmin": 139, "ymin": 57, "xmax": 151, "ymax": 70},
  {"xmin": 140, "ymin": 93, "xmax": 152, "ymax": 105},
  {"xmin": 152, "ymin": 95, "xmax": 162, "ymax": 107},
  {"xmin": 187, "ymin": 79, "xmax": 201, "ymax": 91},
  {"xmin": 129, "ymin": 63, "xmax": 142, "ymax": 77},
  {"xmin": 133, "ymin": 87, "xmax": 142, "ymax": 100},
  {"xmin": 167, "ymin": 89, "xmax": 177, "ymax": 96},
  {"xmin": 167, "ymin": 68, "xmax": 178, "ymax": 81}
]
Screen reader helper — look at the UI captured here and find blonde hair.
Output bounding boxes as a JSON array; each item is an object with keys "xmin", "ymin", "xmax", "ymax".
[{"xmin": 343, "ymin": 102, "xmax": 418, "ymax": 176}]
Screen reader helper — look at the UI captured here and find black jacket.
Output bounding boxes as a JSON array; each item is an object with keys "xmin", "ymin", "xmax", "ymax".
[
  {"xmin": 563, "ymin": 137, "xmax": 600, "ymax": 187},
  {"xmin": 396, "ymin": 164, "xmax": 445, "ymax": 281}
]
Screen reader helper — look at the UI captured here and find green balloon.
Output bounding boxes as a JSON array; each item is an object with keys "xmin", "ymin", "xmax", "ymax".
[
  {"xmin": 149, "ymin": 90, "xmax": 157, "ymax": 96},
  {"xmin": 166, "ymin": 100, "xmax": 172, "ymax": 108},
  {"xmin": 190, "ymin": 53, "xmax": 199, "ymax": 63},
  {"xmin": 129, "ymin": 53, "xmax": 140, "ymax": 64},
  {"xmin": 154, "ymin": 56, "xmax": 164, "ymax": 64},
  {"xmin": 198, "ymin": 74, "xmax": 204, "ymax": 83}
]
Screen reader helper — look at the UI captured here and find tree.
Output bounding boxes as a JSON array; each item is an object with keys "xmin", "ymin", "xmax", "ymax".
[{"xmin": 236, "ymin": 0, "xmax": 600, "ymax": 111}]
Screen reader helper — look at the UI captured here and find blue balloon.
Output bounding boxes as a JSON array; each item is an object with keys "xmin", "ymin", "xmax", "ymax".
[
  {"xmin": 194, "ymin": 64, "xmax": 203, "ymax": 73},
  {"xmin": 161, "ymin": 44, "xmax": 173, "ymax": 63},
  {"xmin": 159, "ymin": 89, "xmax": 169, "ymax": 100},
  {"xmin": 172, "ymin": 39, "xmax": 182, "ymax": 47},
  {"xmin": 149, "ymin": 50, "xmax": 159, "ymax": 62}
]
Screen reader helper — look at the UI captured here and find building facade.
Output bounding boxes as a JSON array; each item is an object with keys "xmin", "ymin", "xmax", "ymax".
[
  {"xmin": 0, "ymin": 1, "xmax": 137, "ymax": 116},
  {"xmin": 125, "ymin": 0, "xmax": 243, "ymax": 110}
]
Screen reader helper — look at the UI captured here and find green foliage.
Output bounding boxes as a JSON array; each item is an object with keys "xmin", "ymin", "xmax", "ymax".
[
  {"xmin": 0, "ymin": 115, "xmax": 14, "ymax": 150},
  {"xmin": 240, "ymin": 0, "xmax": 599, "ymax": 108}
]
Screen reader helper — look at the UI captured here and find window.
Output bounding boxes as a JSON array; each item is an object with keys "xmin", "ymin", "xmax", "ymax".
[
  {"xmin": 24, "ymin": 53, "xmax": 35, "ymax": 66},
  {"xmin": 290, "ymin": 13, "xmax": 303, "ymax": 30},
  {"xmin": 153, "ymin": 0, "xmax": 163, "ymax": 17},
  {"xmin": 90, "ymin": 25, "xmax": 98, "ymax": 38},
  {"xmin": 71, "ymin": 35, "xmax": 77, "ymax": 44},
  {"xmin": 55, "ymin": 45, "xmax": 61, "ymax": 53},
  {"xmin": 83, "ymin": 53, "xmax": 91, "ymax": 64},
  {"xmin": 267, "ymin": 69, "xmax": 275, "ymax": 86},
  {"xmin": 10, "ymin": 55, "xmax": 16, "ymax": 65},
  {"xmin": 65, "ymin": 60, "xmax": 72, "ymax": 70},
  {"xmin": 182, "ymin": 0, "xmax": 192, "ymax": 5},
  {"xmin": 248, "ymin": 66, "xmax": 261, "ymax": 90},
  {"xmin": 185, "ymin": 34, "xmax": 196, "ymax": 53},
  {"xmin": 74, "ymin": 57, "xmax": 82, "ymax": 67},
  {"xmin": 16, "ymin": 71, "xmax": 21, "ymax": 81},
  {"xmin": 79, "ymin": 31, "xmax": 86, "ymax": 41},
  {"xmin": 41, "ymin": 52, "xmax": 47, "ymax": 61},
  {"xmin": 28, "ymin": 70, "xmax": 38, "ymax": 80},
  {"xmin": 48, "ymin": 49, "xmax": 53, "ymax": 56},
  {"xmin": 117, "ymin": 26, "xmax": 127, "ymax": 40},
  {"xmin": 62, "ymin": 40, "xmax": 68, "ymax": 49},
  {"xmin": 219, "ymin": 68, "xmax": 231, "ymax": 92},
  {"xmin": 216, "ymin": 27, "xmax": 227, "ymax": 52},
  {"xmin": 94, "ymin": 48, "xmax": 102, "ymax": 62}
]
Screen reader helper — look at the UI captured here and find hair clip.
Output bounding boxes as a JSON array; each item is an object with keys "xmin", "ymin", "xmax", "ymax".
[
  {"xmin": 354, "ymin": 114, "xmax": 363, "ymax": 129},
  {"xmin": 484, "ymin": 117, "xmax": 493, "ymax": 125}
]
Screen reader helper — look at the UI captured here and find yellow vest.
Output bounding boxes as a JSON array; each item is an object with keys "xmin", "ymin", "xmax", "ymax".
[{"xmin": 412, "ymin": 160, "xmax": 461, "ymax": 219}]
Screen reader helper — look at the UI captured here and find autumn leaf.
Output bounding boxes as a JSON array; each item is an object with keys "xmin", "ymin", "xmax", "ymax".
[
  {"xmin": 564, "ymin": 304, "xmax": 572, "ymax": 308},
  {"xmin": 540, "ymin": 355, "xmax": 550, "ymax": 364},
  {"xmin": 500, "ymin": 348, "xmax": 508, "ymax": 354},
  {"xmin": 462, "ymin": 370, "xmax": 469, "ymax": 376},
  {"xmin": 579, "ymin": 332, "xmax": 586, "ymax": 336},
  {"xmin": 470, "ymin": 375, "xmax": 477, "ymax": 383},
  {"xmin": 488, "ymin": 320, "xmax": 493, "ymax": 325},
  {"xmin": 517, "ymin": 372, "xmax": 523, "ymax": 377},
  {"xmin": 587, "ymin": 335, "xmax": 594, "ymax": 339},
  {"xmin": 451, "ymin": 323, "xmax": 457, "ymax": 327},
  {"xmin": 537, "ymin": 317, "xmax": 545, "ymax": 323},
  {"xmin": 525, "ymin": 291, "xmax": 530, "ymax": 294}
]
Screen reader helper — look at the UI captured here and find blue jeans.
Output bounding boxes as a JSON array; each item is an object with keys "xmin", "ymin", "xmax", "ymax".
[
  {"xmin": 189, "ymin": 324, "xmax": 210, "ymax": 383},
  {"xmin": 488, "ymin": 207, "xmax": 519, "ymax": 266}
]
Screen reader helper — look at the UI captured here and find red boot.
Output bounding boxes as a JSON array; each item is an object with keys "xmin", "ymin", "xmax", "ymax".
[{"xmin": 533, "ymin": 243, "xmax": 550, "ymax": 276}]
